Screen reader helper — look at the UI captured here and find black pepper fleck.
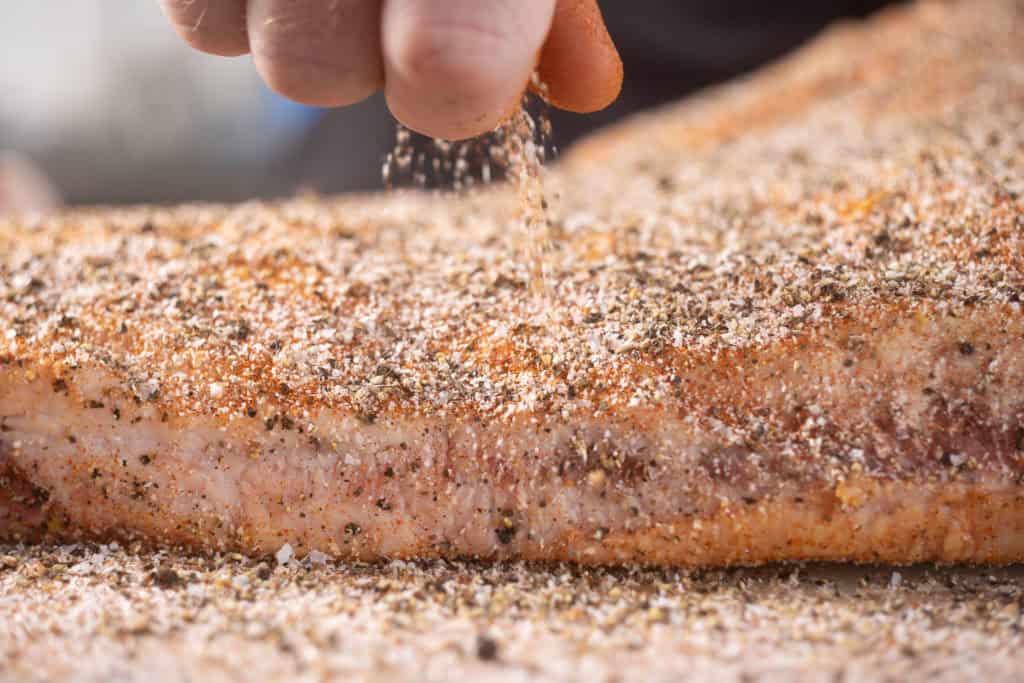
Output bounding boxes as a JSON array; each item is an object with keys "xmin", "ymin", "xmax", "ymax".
[
  {"xmin": 495, "ymin": 525, "xmax": 516, "ymax": 545},
  {"xmin": 476, "ymin": 635, "xmax": 500, "ymax": 662},
  {"xmin": 152, "ymin": 568, "xmax": 184, "ymax": 589}
]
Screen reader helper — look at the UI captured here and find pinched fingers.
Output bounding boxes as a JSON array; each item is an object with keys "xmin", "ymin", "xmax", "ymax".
[
  {"xmin": 161, "ymin": 0, "xmax": 384, "ymax": 107},
  {"xmin": 160, "ymin": 0, "xmax": 622, "ymax": 139}
]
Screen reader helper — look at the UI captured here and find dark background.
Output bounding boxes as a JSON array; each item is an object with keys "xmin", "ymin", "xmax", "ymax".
[{"xmin": 0, "ymin": 1, "xmax": 899, "ymax": 206}]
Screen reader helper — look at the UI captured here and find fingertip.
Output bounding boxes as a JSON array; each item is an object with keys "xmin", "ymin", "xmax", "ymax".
[
  {"xmin": 382, "ymin": 0, "xmax": 555, "ymax": 140},
  {"xmin": 538, "ymin": 0, "xmax": 623, "ymax": 114},
  {"xmin": 176, "ymin": 30, "xmax": 250, "ymax": 58},
  {"xmin": 252, "ymin": 49, "xmax": 381, "ymax": 109},
  {"xmin": 160, "ymin": 0, "xmax": 250, "ymax": 57},
  {"xmin": 385, "ymin": 81, "xmax": 526, "ymax": 141}
]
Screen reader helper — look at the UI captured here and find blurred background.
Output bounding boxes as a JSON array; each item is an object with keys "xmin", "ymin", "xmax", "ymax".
[
  {"xmin": 1, "ymin": 1, "xmax": 898, "ymax": 209},
  {"xmin": 1, "ymin": 4, "xmax": 300, "ymax": 205}
]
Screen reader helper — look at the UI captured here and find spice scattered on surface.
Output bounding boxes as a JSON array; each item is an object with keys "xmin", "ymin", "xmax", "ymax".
[{"xmin": 0, "ymin": 543, "xmax": 1021, "ymax": 683}]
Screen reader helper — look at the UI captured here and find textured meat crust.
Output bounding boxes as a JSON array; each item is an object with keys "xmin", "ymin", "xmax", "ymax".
[{"xmin": 1, "ymin": 0, "xmax": 1023, "ymax": 565}]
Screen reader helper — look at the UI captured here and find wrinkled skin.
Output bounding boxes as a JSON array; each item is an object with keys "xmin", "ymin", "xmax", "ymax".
[{"xmin": 158, "ymin": 0, "xmax": 623, "ymax": 139}]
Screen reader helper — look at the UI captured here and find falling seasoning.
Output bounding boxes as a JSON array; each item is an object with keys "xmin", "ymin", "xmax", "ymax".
[{"xmin": 383, "ymin": 75, "xmax": 556, "ymax": 296}]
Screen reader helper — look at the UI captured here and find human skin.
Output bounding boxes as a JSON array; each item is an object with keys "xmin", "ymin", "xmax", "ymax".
[
  {"xmin": 159, "ymin": 0, "xmax": 624, "ymax": 140},
  {"xmin": 0, "ymin": 153, "xmax": 60, "ymax": 217}
]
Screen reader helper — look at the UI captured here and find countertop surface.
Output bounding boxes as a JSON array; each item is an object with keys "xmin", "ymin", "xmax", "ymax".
[{"xmin": 1, "ymin": 543, "xmax": 1021, "ymax": 682}]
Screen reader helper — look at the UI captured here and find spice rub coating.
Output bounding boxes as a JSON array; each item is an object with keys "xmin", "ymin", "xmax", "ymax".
[{"xmin": 1, "ymin": 0, "xmax": 1023, "ymax": 564}]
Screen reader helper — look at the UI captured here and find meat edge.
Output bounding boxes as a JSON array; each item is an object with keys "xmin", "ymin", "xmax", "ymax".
[{"xmin": 2, "ymin": 304, "xmax": 1023, "ymax": 567}]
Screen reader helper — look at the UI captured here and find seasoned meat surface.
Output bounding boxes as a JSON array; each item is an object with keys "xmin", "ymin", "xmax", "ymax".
[{"xmin": 1, "ymin": 0, "xmax": 1022, "ymax": 564}]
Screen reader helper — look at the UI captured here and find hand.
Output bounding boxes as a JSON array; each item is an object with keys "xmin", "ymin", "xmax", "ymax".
[
  {"xmin": 0, "ymin": 153, "xmax": 60, "ymax": 217},
  {"xmin": 160, "ymin": 0, "xmax": 623, "ymax": 140}
]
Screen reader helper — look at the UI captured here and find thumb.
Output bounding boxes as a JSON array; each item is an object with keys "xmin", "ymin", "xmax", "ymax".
[
  {"xmin": 383, "ymin": 0, "xmax": 557, "ymax": 140},
  {"xmin": 537, "ymin": 0, "xmax": 623, "ymax": 114}
]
